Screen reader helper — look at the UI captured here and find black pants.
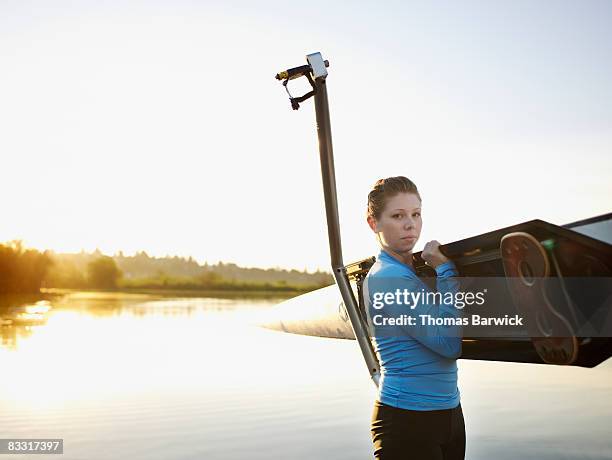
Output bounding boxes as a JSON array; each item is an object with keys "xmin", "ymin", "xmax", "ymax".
[{"xmin": 371, "ymin": 400, "xmax": 465, "ymax": 460}]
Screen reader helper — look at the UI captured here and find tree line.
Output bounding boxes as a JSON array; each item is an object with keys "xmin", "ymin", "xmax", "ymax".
[
  {"xmin": 0, "ymin": 241, "xmax": 52, "ymax": 294},
  {"xmin": 0, "ymin": 242, "xmax": 333, "ymax": 294}
]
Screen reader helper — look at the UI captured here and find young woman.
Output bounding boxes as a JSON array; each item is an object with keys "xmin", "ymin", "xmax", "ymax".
[{"xmin": 364, "ymin": 176, "xmax": 465, "ymax": 460}]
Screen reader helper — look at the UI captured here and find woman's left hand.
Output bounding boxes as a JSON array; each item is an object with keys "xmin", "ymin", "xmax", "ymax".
[{"xmin": 421, "ymin": 240, "xmax": 449, "ymax": 268}]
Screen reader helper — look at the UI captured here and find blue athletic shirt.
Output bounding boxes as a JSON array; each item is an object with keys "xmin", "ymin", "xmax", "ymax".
[{"xmin": 364, "ymin": 249, "xmax": 462, "ymax": 411}]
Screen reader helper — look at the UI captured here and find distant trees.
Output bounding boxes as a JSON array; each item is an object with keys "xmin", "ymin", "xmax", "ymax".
[
  {"xmin": 0, "ymin": 241, "xmax": 334, "ymax": 294},
  {"xmin": 87, "ymin": 256, "xmax": 122, "ymax": 289},
  {"xmin": 35, "ymin": 249, "xmax": 334, "ymax": 293},
  {"xmin": 0, "ymin": 241, "xmax": 52, "ymax": 294},
  {"xmin": 43, "ymin": 257, "xmax": 87, "ymax": 288},
  {"xmin": 199, "ymin": 271, "xmax": 221, "ymax": 288}
]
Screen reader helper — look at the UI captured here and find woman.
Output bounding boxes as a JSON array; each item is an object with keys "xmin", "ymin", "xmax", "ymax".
[{"xmin": 364, "ymin": 176, "xmax": 465, "ymax": 460}]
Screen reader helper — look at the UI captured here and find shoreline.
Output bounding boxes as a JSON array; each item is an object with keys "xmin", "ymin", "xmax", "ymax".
[{"xmin": 40, "ymin": 287, "xmax": 310, "ymax": 300}]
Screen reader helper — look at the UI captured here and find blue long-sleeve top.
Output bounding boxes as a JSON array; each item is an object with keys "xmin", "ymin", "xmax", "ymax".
[{"xmin": 364, "ymin": 249, "xmax": 462, "ymax": 411}]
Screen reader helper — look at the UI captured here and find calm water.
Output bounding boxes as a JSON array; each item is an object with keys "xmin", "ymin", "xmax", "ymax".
[{"xmin": 1, "ymin": 292, "xmax": 611, "ymax": 460}]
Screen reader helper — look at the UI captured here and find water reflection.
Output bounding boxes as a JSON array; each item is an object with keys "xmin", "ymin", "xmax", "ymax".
[
  {"xmin": 0, "ymin": 295, "xmax": 56, "ymax": 349},
  {"xmin": 0, "ymin": 291, "xmax": 610, "ymax": 460},
  {"xmin": 0, "ymin": 290, "xmax": 286, "ymax": 351}
]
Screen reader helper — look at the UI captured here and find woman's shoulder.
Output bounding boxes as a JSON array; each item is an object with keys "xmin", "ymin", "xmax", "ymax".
[{"xmin": 367, "ymin": 253, "xmax": 414, "ymax": 280}]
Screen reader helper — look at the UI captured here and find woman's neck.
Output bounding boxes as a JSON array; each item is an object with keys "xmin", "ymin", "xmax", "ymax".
[{"xmin": 383, "ymin": 247, "xmax": 413, "ymax": 268}]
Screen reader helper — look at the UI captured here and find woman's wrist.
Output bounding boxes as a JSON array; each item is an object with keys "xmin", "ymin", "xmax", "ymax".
[{"xmin": 435, "ymin": 260, "xmax": 457, "ymax": 277}]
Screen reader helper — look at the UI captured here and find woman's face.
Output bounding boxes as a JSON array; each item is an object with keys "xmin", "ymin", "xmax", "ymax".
[{"xmin": 367, "ymin": 192, "xmax": 422, "ymax": 256}]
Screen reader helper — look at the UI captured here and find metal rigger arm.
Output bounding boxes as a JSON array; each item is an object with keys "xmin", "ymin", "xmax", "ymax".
[{"xmin": 275, "ymin": 52, "xmax": 381, "ymax": 386}]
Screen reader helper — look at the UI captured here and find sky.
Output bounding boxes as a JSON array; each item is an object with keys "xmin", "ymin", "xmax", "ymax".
[{"xmin": 1, "ymin": 0, "xmax": 611, "ymax": 271}]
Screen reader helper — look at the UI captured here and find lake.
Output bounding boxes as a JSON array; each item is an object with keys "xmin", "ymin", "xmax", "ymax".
[{"xmin": 1, "ymin": 292, "xmax": 611, "ymax": 459}]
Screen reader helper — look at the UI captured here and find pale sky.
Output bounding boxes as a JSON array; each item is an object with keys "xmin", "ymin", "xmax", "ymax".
[{"xmin": 1, "ymin": 0, "xmax": 611, "ymax": 271}]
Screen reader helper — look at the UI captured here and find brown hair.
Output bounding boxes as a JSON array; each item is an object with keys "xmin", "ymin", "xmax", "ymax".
[{"xmin": 367, "ymin": 176, "xmax": 421, "ymax": 220}]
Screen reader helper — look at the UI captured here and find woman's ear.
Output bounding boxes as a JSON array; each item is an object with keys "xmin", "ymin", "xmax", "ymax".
[{"xmin": 367, "ymin": 215, "xmax": 378, "ymax": 233}]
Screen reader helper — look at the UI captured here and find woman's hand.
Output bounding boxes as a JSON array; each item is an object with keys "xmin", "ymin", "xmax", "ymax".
[{"xmin": 421, "ymin": 240, "xmax": 449, "ymax": 268}]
